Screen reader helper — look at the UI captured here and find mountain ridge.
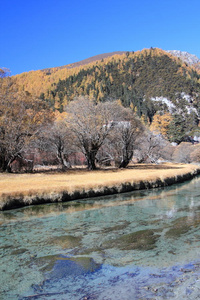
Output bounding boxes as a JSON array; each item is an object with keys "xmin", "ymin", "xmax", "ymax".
[
  {"xmin": 41, "ymin": 49, "xmax": 200, "ymax": 74},
  {"xmin": 41, "ymin": 51, "xmax": 127, "ymax": 74}
]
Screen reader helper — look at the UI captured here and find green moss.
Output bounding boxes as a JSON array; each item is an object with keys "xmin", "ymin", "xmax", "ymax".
[
  {"xmin": 34, "ymin": 255, "xmax": 59, "ymax": 272},
  {"xmin": 11, "ymin": 248, "xmax": 28, "ymax": 255},
  {"xmin": 165, "ymin": 213, "xmax": 200, "ymax": 238},
  {"xmin": 62, "ymin": 256, "xmax": 101, "ymax": 272},
  {"xmin": 34, "ymin": 255, "xmax": 101, "ymax": 274},
  {"xmin": 103, "ymin": 229, "xmax": 159, "ymax": 251},
  {"xmin": 78, "ymin": 247, "xmax": 102, "ymax": 255},
  {"xmin": 165, "ymin": 226, "xmax": 190, "ymax": 238},
  {"xmin": 102, "ymin": 221, "xmax": 131, "ymax": 233},
  {"xmin": 50, "ymin": 235, "xmax": 82, "ymax": 249}
]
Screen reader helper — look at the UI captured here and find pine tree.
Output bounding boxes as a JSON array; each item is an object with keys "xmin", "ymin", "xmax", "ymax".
[{"xmin": 167, "ymin": 114, "xmax": 187, "ymax": 144}]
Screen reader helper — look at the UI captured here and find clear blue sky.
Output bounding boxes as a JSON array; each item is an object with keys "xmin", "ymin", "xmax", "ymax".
[{"xmin": 1, "ymin": 0, "xmax": 200, "ymax": 75}]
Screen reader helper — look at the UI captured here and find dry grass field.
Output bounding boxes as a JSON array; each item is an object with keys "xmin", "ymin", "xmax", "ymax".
[{"xmin": 0, "ymin": 163, "xmax": 200, "ymax": 210}]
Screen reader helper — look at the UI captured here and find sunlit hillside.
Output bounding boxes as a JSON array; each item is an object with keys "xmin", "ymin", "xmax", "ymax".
[
  {"xmin": 13, "ymin": 48, "xmax": 200, "ymax": 126},
  {"xmin": 13, "ymin": 51, "xmax": 127, "ymax": 97},
  {"xmin": 13, "ymin": 48, "xmax": 200, "ymax": 99}
]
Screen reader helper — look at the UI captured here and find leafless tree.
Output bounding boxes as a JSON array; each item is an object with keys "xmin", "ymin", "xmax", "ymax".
[
  {"xmin": 172, "ymin": 142, "xmax": 193, "ymax": 163},
  {"xmin": 190, "ymin": 144, "xmax": 200, "ymax": 163},
  {"xmin": 109, "ymin": 108, "xmax": 144, "ymax": 168},
  {"xmin": 37, "ymin": 117, "xmax": 74, "ymax": 170},
  {"xmin": 96, "ymin": 105, "xmax": 145, "ymax": 168},
  {"xmin": 135, "ymin": 131, "xmax": 166, "ymax": 163},
  {"xmin": 67, "ymin": 97, "xmax": 117, "ymax": 170}
]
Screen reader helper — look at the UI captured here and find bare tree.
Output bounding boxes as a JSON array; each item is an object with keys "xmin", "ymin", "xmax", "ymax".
[
  {"xmin": 37, "ymin": 115, "xmax": 73, "ymax": 170},
  {"xmin": 135, "ymin": 131, "xmax": 168, "ymax": 163},
  {"xmin": 95, "ymin": 105, "xmax": 145, "ymax": 168},
  {"xmin": 104, "ymin": 107, "xmax": 145, "ymax": 168},
  {"xmin": 67, "ymin": 97, "xmax": 119, "ymax": 170},
  {"xmin": 172, "ymin": 142, "xmax": 193, "ymax": 163},
  {"xmin": 190, "ymin": 144, "xmax": 200, "ymax": 163}
]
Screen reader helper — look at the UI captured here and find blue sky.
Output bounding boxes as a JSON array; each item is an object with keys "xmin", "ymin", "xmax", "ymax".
[{"xmin": 1, "ymin": 0, "xmax": 200, "ymax": 75}]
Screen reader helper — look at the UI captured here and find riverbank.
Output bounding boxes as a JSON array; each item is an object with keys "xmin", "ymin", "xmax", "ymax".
[{"xmin": 0, "ymin": 163, "xmax": 200, "ymax": 210}]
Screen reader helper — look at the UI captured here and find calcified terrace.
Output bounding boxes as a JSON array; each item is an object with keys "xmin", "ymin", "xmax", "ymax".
[{"xmin": 0, "ymin": 163, "xmax": 200, "ymax": 210}]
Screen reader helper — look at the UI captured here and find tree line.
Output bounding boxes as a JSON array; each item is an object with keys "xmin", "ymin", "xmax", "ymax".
[
  {"xmin": 37, "ymin": 97, "xmax": 148, "ymax": 170},
  {"xmin": 1, "ymin": 68, "xmax": 199, "ymax": 173},
  {"xmin": 1, "ymin": 69, "xmax": 168, "ymax": 172}
]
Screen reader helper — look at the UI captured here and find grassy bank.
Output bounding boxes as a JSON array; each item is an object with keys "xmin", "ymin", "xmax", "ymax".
[{"xmin": 0, "ymin": 163, "xmax": 200, "ymax": 210}]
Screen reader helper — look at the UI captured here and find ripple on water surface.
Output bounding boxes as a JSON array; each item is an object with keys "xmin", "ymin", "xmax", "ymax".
[{"xmin": 1, "ymin": 177, "xmax": 200, "ymax": 299}]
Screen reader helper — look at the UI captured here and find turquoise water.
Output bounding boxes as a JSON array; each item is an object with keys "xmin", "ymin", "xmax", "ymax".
[{"xmin": 1, "ymin": 177, "xmax": 200, "ymax": 299}]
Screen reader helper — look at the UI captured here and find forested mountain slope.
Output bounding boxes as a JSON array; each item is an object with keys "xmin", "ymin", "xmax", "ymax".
[
  {"xmin": 13, "ymin": 48, "xmax": 200, "ymax": 125},
  {"xmin": 44, "ymin": 49, "xmax": 200, "ymax": 122},
  {"xmin": 13, "ymin": 52, "xmax": 126, "ymax": 97}
]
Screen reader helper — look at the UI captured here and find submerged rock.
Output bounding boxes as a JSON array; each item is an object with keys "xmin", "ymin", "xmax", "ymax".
[
  {"xmin": 34, "ymin": 254, "xmax": 59, "ymax": 272},
  {"xmin": 41, "ymin": 256, "xmax": 102, "ymax": 279}
]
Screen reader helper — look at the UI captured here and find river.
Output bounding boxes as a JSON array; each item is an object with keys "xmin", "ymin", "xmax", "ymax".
[{"xmin": 1, "ymin": 177, "xmax": 200, "ymax": 299}]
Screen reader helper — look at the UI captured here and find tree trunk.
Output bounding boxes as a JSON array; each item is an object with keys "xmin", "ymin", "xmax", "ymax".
[
  {"xmin": 119, "ymin": 159, "xmax": 130, "ymax": 168},
  {"xmin": 0, "ymin": 160, "xmax": 8, "ymax": 172},
  {"xmin": 119, "ymin": 150, "xmax": 133, "ymax": 168},
  {"xmin": 6, "ymin": 156, "xmax": 18, "ymax": 173},
  {"xmin": 0, "ymin": 150, "xmax": 9, "ymax": 172},
  {"xmin": 0, "ymin": 157, "xmax": 12, "ymax": 172},
  {"xmin": 6, "ymin": 164, "xmax": 12, "ymax": 173},
  {"xmin": 86, "ymin": 150, "xmax": 97, "ymax": 170},
  {"xmin": 57, "ymin": 150, "xmax": 71, "ymax": 171}
]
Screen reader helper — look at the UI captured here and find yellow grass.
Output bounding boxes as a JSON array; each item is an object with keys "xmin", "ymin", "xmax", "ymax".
[
  {"xmin": 0, "ymin": 164, "xmax": 200, "ymax": 210},
  {"xmin": 0, "ymin": 163, "xmax": 200, "ymax": 210}
]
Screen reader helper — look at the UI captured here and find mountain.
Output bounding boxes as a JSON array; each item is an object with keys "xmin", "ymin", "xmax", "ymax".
[
  {"xmin": 13, "ymin": 48, "xmax": 200, "ymax": 98},
  {"xmin": 13, "ymin": 48, "xmax": 200, "ymax": 128},
  {"xmin": 42, "ymin": 48, "xmax": 200, "ymax": 121}
]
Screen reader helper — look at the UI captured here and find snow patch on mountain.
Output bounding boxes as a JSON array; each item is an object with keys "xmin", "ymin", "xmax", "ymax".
[
  {"xmin": 151, "ymin": 95, "xmax": 198, "ymax": 116},
  {"xmin": 166, "ymin": 50, "xmax": 200, "ymax": 66},
  {"xmin": 151, "ymin": 97, "xmax": 176, "ymax": 112},
  {"xmin": 180, "ymin": 92, "xmax": 192, "ymax": 103}
]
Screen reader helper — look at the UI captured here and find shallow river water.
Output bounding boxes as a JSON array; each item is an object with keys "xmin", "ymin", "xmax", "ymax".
[{"xmin": 1, "ymin": 177, "xmax": 200, "ymax": 299}]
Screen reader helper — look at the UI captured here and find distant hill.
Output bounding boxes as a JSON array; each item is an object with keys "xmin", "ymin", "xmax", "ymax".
[
  {"xmin": 42, "ymin": 51, "xmax": 127, "ymax": 74},
  {"xmin": 61, "ymin": 51, "xmax": 127, "ymax": 69}
]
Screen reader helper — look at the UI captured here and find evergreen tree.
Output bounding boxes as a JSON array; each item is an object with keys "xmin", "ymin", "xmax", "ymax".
[{"xmin": 167, "ymin": 114, "xmax": 187, "ymax": 144}]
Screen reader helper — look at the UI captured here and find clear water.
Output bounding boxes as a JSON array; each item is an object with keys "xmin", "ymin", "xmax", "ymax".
[{"xmin": 1, "ymin": 177, "xmax": 200, "ymax": 299}]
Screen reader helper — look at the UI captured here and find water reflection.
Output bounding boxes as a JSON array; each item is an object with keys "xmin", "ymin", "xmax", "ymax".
[{"xmin": 1, "ymin": 177, "xmax": 200, "ymax": 299}]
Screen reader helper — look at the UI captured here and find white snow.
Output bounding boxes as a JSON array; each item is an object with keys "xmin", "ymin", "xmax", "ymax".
[{"xmin": 151, "ymin": 97, "xmax": 176, "ymax": 111}]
